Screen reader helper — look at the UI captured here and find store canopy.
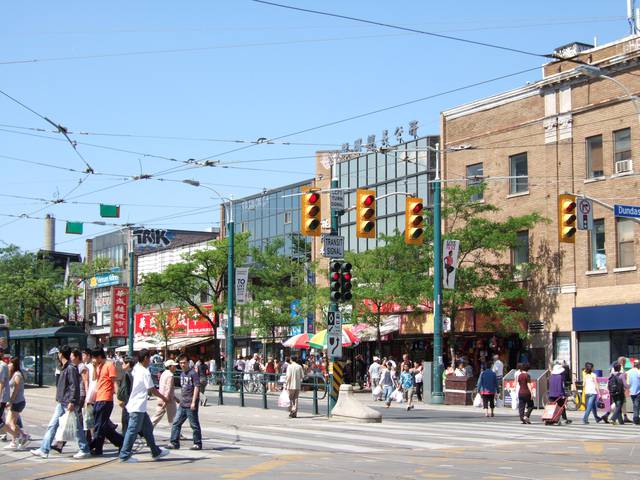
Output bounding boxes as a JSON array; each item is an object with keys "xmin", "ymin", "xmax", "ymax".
[
  {"xmin": 10, "ymin": 326, "xmax": 86, "ymax": 340},
  {"xmin": 116, "ymin": 335, "xmax": 212, "ymax": 352},
  {"xmin": 354, "ymin": 315, "xmax": 400, "ymax": 342}
]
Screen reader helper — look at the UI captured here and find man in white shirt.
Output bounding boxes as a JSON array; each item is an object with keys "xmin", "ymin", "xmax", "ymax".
[
  {"xmin": 119, "ymin": 349, "xmax": 169, "ymax": 463},
  {"xmin": 368, "ymin": 357, "xmax": 382, "ymax": 400},
  {"xmin": 492, "ymin": 355, "xmax": 504, "ymax": 395},
  {"xmin": 285, "ymin": 356, "xmax": 304, "ymax": 418}
]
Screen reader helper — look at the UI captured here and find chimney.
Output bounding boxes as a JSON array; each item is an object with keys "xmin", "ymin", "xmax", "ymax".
[{"xmin": 44, "ymin": 214, "xmax": 55, "ymax": 251}]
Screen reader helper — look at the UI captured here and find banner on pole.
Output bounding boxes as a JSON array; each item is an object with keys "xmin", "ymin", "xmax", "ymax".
[
  {"xmin": 236, "ymin": 267, "xmax": 249, "ymax": 304},
  {"xmin": 111, "ymin": 287, "xmax": 129, "ymax": 337},
  {"xmin": 443, "ymin": 239, "xmax": 460, "ymax": 290}
]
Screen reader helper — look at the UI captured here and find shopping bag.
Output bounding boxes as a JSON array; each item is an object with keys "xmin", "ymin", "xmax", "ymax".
[
  {"xmin": 496, "ymin": 397, "xmax": 504, "ymax": 408},
  {"xmin": 54, "ymin": 411, "xmax": 77, "ymax": 443},
  {"xmin": 510, "ymin": 390, "xmax": 519, "ymax": 410},
  {"xmin": 372, "ymin": 385, "xmax": 382, "ymax": 397},
  {"xmin": 473, "ymin": 393, "xmax": 483, "ymax": 408},
  {"xmin": 83, "ymin": 404, "xmax": 95, "ymax": 430},
  {"xmin": 391, "ymin": 388, "xmax": 404, "ymax": 403},
  {"xmin": 277, "ymin": 389, "xmax": 290, "ymax": 408}
]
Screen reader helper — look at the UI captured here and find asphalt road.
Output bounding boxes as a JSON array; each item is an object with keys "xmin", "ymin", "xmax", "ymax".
[{"xmin": 1, "ymin": 387, "xmax": 639, "ymax": 480}]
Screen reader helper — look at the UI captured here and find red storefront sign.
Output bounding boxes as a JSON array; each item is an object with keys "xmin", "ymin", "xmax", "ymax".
[
  {"xmin": 134, "ymin": 304, "xmax": 215, "ymax": 338},
  {"xmin": 111, "ymin": 287, "xmax": 129, "ymax": 337}
]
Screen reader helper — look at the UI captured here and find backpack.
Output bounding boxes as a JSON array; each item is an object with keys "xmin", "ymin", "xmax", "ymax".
[
  {"xmin": 117, "ymin": 371, "xmax": 133, "ymax": 403},
  {"xmin": 607, "ymin": 373, "xmax": 622, "ymax": 397}
]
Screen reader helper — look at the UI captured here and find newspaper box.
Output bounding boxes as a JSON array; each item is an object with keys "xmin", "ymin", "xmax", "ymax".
[{"xmin": 502, "ymin": 369, "xmax": 549, "ymax": 408}]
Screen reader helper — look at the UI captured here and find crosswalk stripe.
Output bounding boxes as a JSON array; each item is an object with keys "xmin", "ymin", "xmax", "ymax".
[{"xmin": 433, "ymin": 421, "xmax": 640, "ymax": 439}]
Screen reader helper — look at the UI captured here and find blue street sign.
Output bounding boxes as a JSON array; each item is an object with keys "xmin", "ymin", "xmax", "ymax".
[{"xmin": 614, "ymin": 204, "xmax": 640, "ymax": 219}]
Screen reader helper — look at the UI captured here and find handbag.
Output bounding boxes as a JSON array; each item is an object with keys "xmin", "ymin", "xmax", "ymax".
[
  {"xmin": 54, "ymin": 411, "xmax": 78, "ymax": 443},
  {"xmin": 473, "ymin": 393, "xmax": 483, "ymax": 408},
  {"xmin": 372, "ymin": 385, "xmax": 382, "ymax": 397},
  {"xmin": 277, "ymin": 389, "xmax": 291, "ymax": 408}
]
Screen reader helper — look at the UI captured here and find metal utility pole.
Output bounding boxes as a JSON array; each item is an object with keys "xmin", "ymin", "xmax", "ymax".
[
  {"xmin": 328, "ymin": 154, "xmax": 339, "ymax": 412},
  {"xmin": 224, "ymin": 196, "xmax": 236, "ymax": 392},
  {"xmin": 431, "ymin": 143, "xmax": 444, "ymax": 404},
  {"xmin": 127, "ymin": 228, "xmax": 135, "ymax": 358}
]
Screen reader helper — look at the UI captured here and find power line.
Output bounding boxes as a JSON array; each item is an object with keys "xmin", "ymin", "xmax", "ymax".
[{"xmin": 249, "ymin": 0, "xmax": 553, "ymax": 59}]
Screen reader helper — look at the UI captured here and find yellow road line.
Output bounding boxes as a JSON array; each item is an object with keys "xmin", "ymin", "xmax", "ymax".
[{"xmin": 222, "ymin": 455, "xmax": 303, "ymax": 479}]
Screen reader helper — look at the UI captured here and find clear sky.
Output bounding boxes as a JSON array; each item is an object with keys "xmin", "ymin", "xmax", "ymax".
[{"xmin": 0, "ymin": 0, "xmax": 630, "ymax": 254}]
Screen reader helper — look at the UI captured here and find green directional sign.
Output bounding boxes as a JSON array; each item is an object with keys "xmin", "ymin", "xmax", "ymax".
[
  {"xmin": 65, "ymin": 222, "xmax": 83, "ymax": 234},
  {"xmin": 100, "ymin": 204, "xmax": 120, "ymax": 218}
]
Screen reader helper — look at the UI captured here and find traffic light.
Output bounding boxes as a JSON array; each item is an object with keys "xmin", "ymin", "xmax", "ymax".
[
  {"xmin": 558, "ymin": 193, "xmax": 577, "ymax": 243},
  {"xmin": 405, "ymin": 197, "xmax": 425, "ymax": 245},
  {"xmin": 356, "ymin": 189, "xmax": 376, "ymax": 238},
  {"xmin": 301, "ymin": 186, "xmax": 322, "ymax": 237},
  {"xmin": 340, "ymin": 262, "xmax": 352, "ymax": 302},
  {"xmin": 330, "ymin": 261, "xmax": 342, "ymax": 302}
]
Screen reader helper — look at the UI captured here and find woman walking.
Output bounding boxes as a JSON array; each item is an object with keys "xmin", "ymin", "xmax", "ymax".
[
  {"xmin": 4, "ymin": 357, "xmax": 30, "ymax": 450},
  {"xmin": 265, "ymin": 357, "xmax": 276, "ymax": 392},
  {"xmin": 517, "ymin": 363, "xmax": 534, "ymax": 424},
  {"xmin": 413, "ymin": 361, "xmax": 424, "ymax": 402},
  {"xmin": 379, "ymin": 361, "xmax": 396, "ymax": 408},
  {"xmin": 582, "ymin": 362, "xmax": 603, "ymax": 424},
  {"xmin": 477, "ymin": 363, "xmax": 498, "ymax": 418}
]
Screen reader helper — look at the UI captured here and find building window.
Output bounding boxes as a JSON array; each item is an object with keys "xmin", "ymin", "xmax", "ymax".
[
  {"xmin": 241, "ymin": 221, "xmax": 248, "ymax": 233},
  {"xmin": 589, "ymin": 219, "xmax": 606, "ymax": 271},
  {"xmin": 616, "ymin": 218, "xmax": 635, "ymax": 268},
  {"xmin": 509, "ymin": 153, "xmax": 528, "ymax": 194},
  {"xmin": 613, "ymin": 128, "xmax": 631, "ymax": 163},
  {"xmin": 586, "ymin": 134, "xmax": 604, "ymax": 178},
  {"xmin": 466, "ymin": 163, "xmax": 483, "ymax": 201},
  {"xmin": 512, "ymin": 230, "xmax": 529, "ymax": 266},
  {"xmin": 284, "ymin": 211, "xmax": 292, "ymax": 225}
]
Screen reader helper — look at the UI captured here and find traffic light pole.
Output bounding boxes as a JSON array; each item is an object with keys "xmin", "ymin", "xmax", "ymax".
[
  {"xmin": 431, "ymin": 143, "xmax": 444, "ymax": 404},
  {"xmin": 328, "ymin": 156, "xmax": 339, "ymax": 413},
  {"xmin": 224, "ymin": 197, "xmax": 236, "ymax": 392},
  {"xmin": 127, "ymin": 229, "xmax": 135, "ymax": 358}
]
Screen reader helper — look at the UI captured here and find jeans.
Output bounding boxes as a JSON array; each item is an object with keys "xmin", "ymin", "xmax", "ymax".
[
  {"xmin": 382, "ymin": 385, "xmax": 394, "ymax": 405},
  {"xmin": 583, "ymin": 393, "xmax": 601, "ymax": 423},
  {"xmin": 415, "ymin": 382, "xmax": 423, "ymax": 402},
  {"xmin": 91, "ymin": 401, "xmax": 123, "ymax": 454},
  {"xmin": 631, "ymin": 394, "xmax": 640, "ymax": 424},
  {"xmin": 41, "ymin": 403, "xmax": 89, "ymax": 454},
  {"xmin": 610, "ymin": 396, "xmax": 625, "ymax": 424},
  {"xmin": 170, "ymin": 406, "xmax": 202, "ymax": 446},
  {"xmin": 518, "ymin": 395, "xmax": 534, "ymax": 421},
  {"xmin": 119, "ymin": 412, "xmax": 161, "ymax": 460}
]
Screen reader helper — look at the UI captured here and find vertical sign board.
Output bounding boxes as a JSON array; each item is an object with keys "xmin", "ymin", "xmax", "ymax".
[
  {"xmin": 111, "ymin": 287, "xmax": 129, "ymax": 337},
  {"xmin": 235, "ymin": 267, "xmax": 249, "ymax": 305},
  {"xmin": 442, "ymin": 239, "xmax": 460, "ymax": 290},
  {"xmin": 327, "ymin": 311, "xmax": 342, "ymax": 360},
  {"xmin": 577, "ymin": 197, "xmax": 593, "ymax": 231}
]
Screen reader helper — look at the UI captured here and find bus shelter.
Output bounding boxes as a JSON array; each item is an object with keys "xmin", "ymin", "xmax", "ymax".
[{"xmin": 10, "ymin": 326, "xmax": 87, "ymax": 387}]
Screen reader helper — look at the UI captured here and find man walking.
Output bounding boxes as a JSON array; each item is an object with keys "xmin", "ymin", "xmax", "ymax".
[
  {"xmin": 492, "ymin": 355, "xmax": 504, "ymax": 396},
  {"xmin": 608, "ymin": 363, "xmax": 627, "ymax": 425},
  {"xmin": 167, "ymin": 354, "xmax": 202, "ymax": 450},
  {"xmin": 195, "ymin": 357, "xmax": 209, "ymax": 407},
  {"xmin": 399, "ymin": 363, "xmax": 415, "ymax": 411},
  {"xmin": 31, "ymin": 345, "xmax": 91, "ymax": 459},
  {"xmin": 368, "ymin": 357, "xmax": 381, "ymax": 400},
  {"xmin": 151, "ymin": 359, "xmax": 177, "ymax": 428},
  {"xmin": 119, "ymin": 349, "xmax": 169, "ymax": 463},
  {"xmin": 90, "ymin": 348, "xmax": 123, "ymax": 455},
  {"xmin": 627, "ymin": 360, "xmax": 640, "ymax": 425},
  {"xmin": 285, "ymin": 356, "xmax": 304, "ymax": 418}
]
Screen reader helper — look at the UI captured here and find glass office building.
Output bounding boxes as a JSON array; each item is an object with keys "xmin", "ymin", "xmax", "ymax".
[
  {"xmin": 223, "ymin": 179, "xmax": 314, "ymax": 258},
  {"xmin": 337, "ymin": 135, "xmax": 439, "ymax": 253}
]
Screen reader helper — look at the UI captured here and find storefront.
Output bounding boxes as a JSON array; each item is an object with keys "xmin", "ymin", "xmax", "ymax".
[{"xmin": 574, "ymin": 303, "xmax": 640, "ymax": 377}]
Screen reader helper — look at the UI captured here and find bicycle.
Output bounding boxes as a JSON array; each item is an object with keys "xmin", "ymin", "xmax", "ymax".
[{"xmin": 564, "ymin": 386, "xmax": 583, "ymax": 411}]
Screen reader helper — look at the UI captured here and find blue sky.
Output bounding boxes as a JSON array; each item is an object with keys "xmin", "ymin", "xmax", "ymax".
[{"xmin": 0, "ymin": 1, "xmax": 629, "ymax": 253}]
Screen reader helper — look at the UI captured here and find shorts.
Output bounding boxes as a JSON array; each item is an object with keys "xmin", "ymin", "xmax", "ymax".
[{"xmin": 10, "ymin": 401, "xmax": 26, "ymax": 413}]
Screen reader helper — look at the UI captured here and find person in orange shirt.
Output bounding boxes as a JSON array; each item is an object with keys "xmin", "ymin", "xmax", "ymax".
[{"xmin": 89, "ymin": 349, "xmax": 123, "ymax": 455}]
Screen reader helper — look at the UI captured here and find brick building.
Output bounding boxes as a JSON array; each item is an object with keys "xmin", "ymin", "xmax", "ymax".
[{"xmin": 442, "ymin": 36, "xmax": 640, "ymax": 374}]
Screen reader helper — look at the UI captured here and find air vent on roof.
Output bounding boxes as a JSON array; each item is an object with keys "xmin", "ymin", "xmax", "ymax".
[{"xmin": 553, "ymin": 42, "xmax": 593, "ymax": 59}]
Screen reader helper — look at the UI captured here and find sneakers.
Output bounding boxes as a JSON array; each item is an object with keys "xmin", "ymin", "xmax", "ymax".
[
  {"xmin": 152, "ymin": 448, "xmax": 170, "ymax": 461},
  {"xmin": 190, "ymin": 444, "xmax": 202, "ymax": 451},
  {"xmin": 3, "ymin": 442, "xmax": 17, "ymax": 450},
  {"xmin": 73, "ymin": 451, "xmax": 91, "ymax": 459},
  {"xmin": 19, "ymin": 434, "xmax": 31, "ymax": 449},
  {"xmin": 30, "ymin": 448, "xmax": 49, "ymax": 459},
  {"xmin": 564, "ymin": 419, "xmax": 573, "ymax": 425},
  {"xmin": 120, "ymin": 456, "xmax": 139, "ymax": 463},
  {"xmin": 166, "ymin": 443, "xmax": 180, "ymax": 450}
]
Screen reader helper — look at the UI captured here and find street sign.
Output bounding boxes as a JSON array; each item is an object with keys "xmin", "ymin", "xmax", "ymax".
[
  {"xmin": 322, "ymin": 235, "xmax": 344, "ymax": 259},
  {"xmin": 330, "ymin": 189, "xmax": 344, "ymax": 210},
  {"xmin": 235, "ymin": 267, "xmax": 249, "ymax": 304},
  {"xmin": 327, "ymin": 311, "xmax": 342, "ymax": 360},
  {"xmin": 443, "ymin": 239, "xmax": 460, "ymax": 290},
  {"xmin": 577, "ymin": 197, "xmax": 593, "ymax": 230},
  {"xmin": 614, "ymin": 203, "xmax": 640, "ymax": 219}
]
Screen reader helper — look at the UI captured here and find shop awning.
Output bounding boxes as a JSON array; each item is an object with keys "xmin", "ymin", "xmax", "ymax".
[
  {"xmin": 573, "ymin": 303, "xmax": 640, "ymax": 332},
  {"xmin": 116, "ymin": 336, "xmax": 212, "ymax": 352},
  {"xmin": 165, "ymin": 336, "xmax": 212, "ymax": 350},
  {"xmin": 115, "ymin": 338, "xmax": 161, "ymax": 353},
  {"xmin": 354, "ymin": 315, "xmax": 400, "ymax": 342},
  {"xmin": 10, "ymin": 326, "xmax": 86, "ymax": 340}
]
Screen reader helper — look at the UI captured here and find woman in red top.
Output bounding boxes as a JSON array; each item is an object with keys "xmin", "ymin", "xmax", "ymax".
[
  {"xmin": 517, "ymin": 363, "xmax": 534, "ymax": 424},
  {"xmin": 265, "ymin": 357, "xmax": 276, "ymax": 392}
]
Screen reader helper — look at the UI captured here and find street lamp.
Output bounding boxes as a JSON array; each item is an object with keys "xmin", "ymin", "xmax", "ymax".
[
  {"xmin": 575, "ymin": 65, "xmax": 640, "ymax": 118},
  {"xmin": 182, "ymin": 179, "xmax": 237, "ymax": 392}
]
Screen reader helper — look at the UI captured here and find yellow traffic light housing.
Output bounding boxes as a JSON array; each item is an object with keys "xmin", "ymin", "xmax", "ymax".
[
  {"xmin": 301, "ymin": 186, "xmax": 322, "ymax": 237},
  {"xmin": 356, "ymin": 189, "xmax": 376, "ymax": 238},
  {"xmin": 558, "ymin": 193, "xmax": 577, "ymax": 243},
  {"xmin": 405, "ymin": 197, "xmax": 425, "ymax": 245}
]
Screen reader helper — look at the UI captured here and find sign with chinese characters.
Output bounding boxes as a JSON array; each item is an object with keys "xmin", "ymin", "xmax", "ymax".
[
  {"xmin": 134, "ymin": 304, "xmax": 215, "ymax": 338},
  {"xmin": 111, "ymin": 287, "xmax": 129, "ymax": 337},
  {"xmin": 341, "ymin": 120, "xmax": 420, "ymax": 153}
]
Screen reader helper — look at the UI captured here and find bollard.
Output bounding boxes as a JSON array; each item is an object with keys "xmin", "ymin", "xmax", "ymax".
[
  {"xmin": 313, "ymin": 376, "xmax": 319, "ymax": 415},
  {"xmin": 239, "ymin": 374, "xmax": 245, "ymax": 407},
  {"xmin": 218, "ymin": 380, "xmax": 224, "ymax": 406},
  {"xmin": 262, "ymin": 375, "xmax": 268, "ymax": 409}
]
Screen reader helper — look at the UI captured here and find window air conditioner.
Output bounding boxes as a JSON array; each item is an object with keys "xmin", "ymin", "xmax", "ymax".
[{"xmin": 615, "ymin": 159, "xmax": 633, "ymax": 174}]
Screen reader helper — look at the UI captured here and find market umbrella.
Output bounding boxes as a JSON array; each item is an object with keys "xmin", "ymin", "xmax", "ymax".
[
  {"xmin": 308, "ymin": 326, "xmax": 359, "ymax": 349},
  {"xmin": 282, "ymin": 333, "xmax": 310, "ymax": 349}
]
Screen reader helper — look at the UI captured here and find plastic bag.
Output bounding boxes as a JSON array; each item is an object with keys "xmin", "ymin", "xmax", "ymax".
[
  {"xmin": 510, "ymin": 390, "xmax": 519, "ymax": 410},
  {"xmin": 372, "ymin": 385, "xmax": 382, "ymax": 397},
  {"xmin": 83, "ymin": 404, "xmax": 95, "ymax": 430},
  {"xmin": 473, "ymin": 393, "xmax": 483, "ymax": 408},
  {"xmin": 278, "ymin": 389, "xmax": 290, "ymax": 408},
  {"xmin": 496, "ymin": 397, "xmax": 504, "ymax": 408},
  {"xmin": 54, "ymin": 411, "xmax": 77, "ymax": 443},
  {"xmin": 391, "ymin": 388, "xmax": 404, "ymax": 403}
]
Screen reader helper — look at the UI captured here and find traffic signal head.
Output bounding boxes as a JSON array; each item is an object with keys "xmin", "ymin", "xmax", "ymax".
[
  {"xmin": 405, "ymin": 197, "xmax": 425, "ymax": 245},
  {"xmin": 340, "ymin": 262, "xmax": 352, "ymax": 302},
  {"xmin": 356, "ymin": 189, "xmax": 376, "ymax": 238},
  {"xmin": 558, "ymin": 194, "xmax": 577, "ymax": 243},
  {"xmin": 301, "ymin": 186, "xmax": 322, "ymax": 237},
  {"xmin": 330, "ymin": 261, "xmax": 341, "ymax": 301}
]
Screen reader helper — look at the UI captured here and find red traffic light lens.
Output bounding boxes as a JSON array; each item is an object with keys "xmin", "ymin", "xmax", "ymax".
[
  {"xmin": 342, "ymin": 273, "xmax": 352, "ymax": 281},
  {"xmin": 363, "ymin": 208, "xmax": 375, "ymax": 220},
  {"xmin": 563, "ymin": 201, "xmax": 576, "ymax": 212},
  {"xmin": 363, "ymin": 195, "xmax": 374, "ymax": 207},
  {"xmin": 411, "ymin": 203, "xmax": 423, "ymax": 214},
  {"xmin": 308, "ymin": 205, "xmax": 320, "ymax": 217},
  {"xmin": 308, "ymin": 192, "xmax": 320, "ymax": 204},
  {"xmin": 331, "ymin": 272, "xmax": 340, "ymax": 281}
]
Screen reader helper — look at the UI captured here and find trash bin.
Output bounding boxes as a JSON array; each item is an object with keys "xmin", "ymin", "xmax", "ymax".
[
  {"xmin": 502, "ymin": 369, "xmax": 549, "ymax": 408},
  {"xmin": 444, "ymin": 376, "xmax": 475, "ymax": 405}
]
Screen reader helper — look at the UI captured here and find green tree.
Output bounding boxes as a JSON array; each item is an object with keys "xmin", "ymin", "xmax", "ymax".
[{"xmin": 138, "ymin": 233, "xmax": 249, "ymax": 365}]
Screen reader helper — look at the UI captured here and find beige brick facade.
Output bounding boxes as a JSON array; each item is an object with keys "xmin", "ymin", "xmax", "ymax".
[{"xmin": 442, "ymin": 36, "xmax": 640, "ymax": 368}]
